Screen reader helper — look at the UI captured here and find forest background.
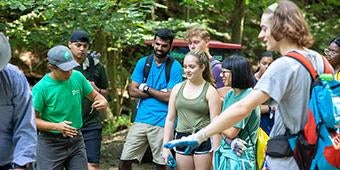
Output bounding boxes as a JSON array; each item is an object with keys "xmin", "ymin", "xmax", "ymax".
[{"xmin": 1, "ymin": 0, "xmax": 339, "ymax": 132}]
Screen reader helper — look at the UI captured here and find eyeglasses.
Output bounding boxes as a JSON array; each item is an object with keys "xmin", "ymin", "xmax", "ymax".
[
  {"xmin": 221, "ymin": 69, "xmax": 231, "ymax": 75},
  {"xmin": 324, "ymin": 48, "xmax": 336, "ymax": 57}
]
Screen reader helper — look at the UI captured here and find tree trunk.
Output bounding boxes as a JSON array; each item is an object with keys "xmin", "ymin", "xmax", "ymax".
[
  {"xmin": 107, "ymin": 49, "xmax": 120, "ymax": 116},
  {"xmin": 92, "ymin": 28, "xmax": 115, "ymax": 119},
  {"xmin": 231, "ymin": 0, "xmax": 245, "ymax": 44},
  {"xmin": 92, "ymin": 28, "xmax": 107, "ymax": 65}
]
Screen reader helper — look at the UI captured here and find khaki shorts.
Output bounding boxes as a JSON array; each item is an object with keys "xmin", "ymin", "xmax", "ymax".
[{"xmin": 120, "ymin": 123, "xmax": 165, "ymax": 165}]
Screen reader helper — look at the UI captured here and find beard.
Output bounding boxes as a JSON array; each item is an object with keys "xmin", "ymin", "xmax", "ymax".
[{"xmin": 153, "ymin": 48, "xmax": 170, "ymax": 59}]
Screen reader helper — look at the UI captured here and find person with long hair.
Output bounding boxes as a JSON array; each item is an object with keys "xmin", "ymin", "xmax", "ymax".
[
  {"xmin": 162, "ymin": 50, "xmax": 221, "ymax": 170},
  {"xmin": 214, "ymin": 55, "xmax": 260, "ymax": 170},
  {"xmin": 164, "ymin": 1, "xmax": 332, "ymax": 169}
]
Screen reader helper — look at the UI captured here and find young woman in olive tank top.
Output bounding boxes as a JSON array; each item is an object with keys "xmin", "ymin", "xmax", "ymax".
[{"xmin": 162, "ymin": 50, "xmax": 221, "ymax": 170}]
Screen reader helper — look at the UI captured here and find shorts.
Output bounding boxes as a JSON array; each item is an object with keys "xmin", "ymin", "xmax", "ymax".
[
  {"xmin": 81, "ymin": 128, "xmax": 102, "ymax": 163},
  {"xmin": 37, "ymin": 131, "xmax": 87, "ymax": 170},
  {"xmin": 120, "ymin": 123, "xmax": 165, "ymax": 165},
  {"xmin": 174, "ymin": 131, "xmax": 213, "ymax": 155},
  {"xmin": 260, "ymin": 113, "xmax": 274, "ymax": 135}
]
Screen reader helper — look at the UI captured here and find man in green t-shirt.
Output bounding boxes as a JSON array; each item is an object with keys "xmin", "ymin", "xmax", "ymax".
[{"xmin": 32, "ymin": 45, "xmax": 108, "ymax": 170}]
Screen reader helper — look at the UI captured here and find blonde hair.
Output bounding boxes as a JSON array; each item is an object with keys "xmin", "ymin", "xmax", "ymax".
[
  {"xmin": 265, "ymin": 1, "xmax": 314, "ymax": 47},
  {"xmin": 186, "ymin": 27, "xmax": 210, "ymax": 42},
  {"xmin": 185, "ymin": 50, "xmax": 214, "ymax": 85}
]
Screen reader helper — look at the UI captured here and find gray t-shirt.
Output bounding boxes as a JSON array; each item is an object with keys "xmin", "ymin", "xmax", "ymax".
[{"xmin": 254, "ymin": 49, "xmax": 330, "ymax": 169}]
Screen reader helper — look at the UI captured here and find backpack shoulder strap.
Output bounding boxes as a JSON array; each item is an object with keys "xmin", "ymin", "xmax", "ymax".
[
  {"xmin": 321, "ymin": 56, "xmax": 333, "ymax": 74},
  {"xmin": 165, "ymin": 56, "xmax": 174, "ymax": 83},
  {"xmin": 210, "ymin": 58, "xmax": 221, "ymax": 68},
  {"xmin": 143, "ymin": 55, "xmax": 153, "ymax": 83},
  {"xmin": 143, "ymin": 55, "xmax": 175, "ymax": 84},
  {"xmin": 87, "ymin": 55, "xmax": 95, "ymax": 81},
  {"xmin": 286, "ymin": 51, "xmax": 318, "ymax": 81}
]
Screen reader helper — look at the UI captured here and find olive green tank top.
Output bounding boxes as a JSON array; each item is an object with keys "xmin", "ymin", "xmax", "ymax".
[{"xmin": 175, "ymin": 81, "xmax": 210, "ymax": 133}]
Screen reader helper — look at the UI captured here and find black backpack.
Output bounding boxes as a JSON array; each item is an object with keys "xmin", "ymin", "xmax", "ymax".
[
  {"xmin": 210, "ymin": 58, "xmax": 221, "ymax": 69},
  {"xmin": 142, "ymin": 55, "xmax": 174, "ymax": 83}
]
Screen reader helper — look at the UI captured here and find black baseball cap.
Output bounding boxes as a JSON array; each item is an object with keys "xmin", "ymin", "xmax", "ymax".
[{"xmin": 70, "ymin": 30, "xmax": 89, "ymax": 43}]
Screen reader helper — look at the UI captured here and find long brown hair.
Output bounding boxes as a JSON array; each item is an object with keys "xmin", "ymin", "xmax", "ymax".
[
  {"xmin": 185, "ymin": 50, "xmax": 214, "ymax": 85},
  {"xmin": 265, "ymin": 1, "xmax": 314, "ymax": 48}
]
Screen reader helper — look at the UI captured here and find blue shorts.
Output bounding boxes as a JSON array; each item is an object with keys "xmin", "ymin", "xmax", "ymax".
[
  {"xmin": 174, "ymin": 131, "xmax": 213, "ymax": 155},
  {"xmin": 260, "ymin": 113, "xmax": 274, "ymax": 135},
  {"xmin": 81, "ymin": 128, "xmax": 102, "ymax": 163}
]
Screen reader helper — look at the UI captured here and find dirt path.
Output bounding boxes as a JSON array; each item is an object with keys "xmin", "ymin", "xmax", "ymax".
[{"xmin": 100, "ymin": 129, "xmax": 155, "ymax": 170}]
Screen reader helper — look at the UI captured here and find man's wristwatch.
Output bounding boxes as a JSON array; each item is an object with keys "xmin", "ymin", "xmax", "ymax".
[{"xmin": 143, "ymin": 85, "xmax": 149, "ymax": 93}]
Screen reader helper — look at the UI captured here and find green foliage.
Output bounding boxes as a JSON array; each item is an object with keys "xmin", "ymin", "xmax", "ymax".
[
  {"xmin": 102, "ymin": 115, "xmax": 131, "ymax": 136},
  {"xmin": 1, "ymin": 0, "xmax": 339, "ymax": 117},
  {"xmin": 304, "ymin": 2, "xmax": 339, "ymax": 52},
  {"xmin": 2, "ymin": 0, "xmax": 339, "ymax": 58}
]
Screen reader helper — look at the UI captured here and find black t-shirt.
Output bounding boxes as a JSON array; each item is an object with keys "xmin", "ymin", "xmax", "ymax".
[{"xmin": 74, "ymin": 56, "xmax": 109, "ymax": 129}]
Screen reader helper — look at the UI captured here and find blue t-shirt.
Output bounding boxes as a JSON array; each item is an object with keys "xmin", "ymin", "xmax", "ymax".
[{"xmin": 131, "ymin": 56, "xmax": 183, "ymax": 127}]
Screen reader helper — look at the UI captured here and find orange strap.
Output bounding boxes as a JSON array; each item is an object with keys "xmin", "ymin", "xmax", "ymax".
[
  {"xmin": 286, "ymin": 51, "xmax": 332, "ymax": 81},
  {"xmin": 321, "ymin": 56, "xmax": 333, "ymax": 74}
]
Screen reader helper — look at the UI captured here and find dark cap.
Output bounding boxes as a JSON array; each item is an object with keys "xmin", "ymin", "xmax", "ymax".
[
  {"xmin": 70, "ymin": 30, "xmax": 89, "ymax": 43},
  {"xmin": 47, "ymin": 45, "xmax": 79, "ymax": 71}
]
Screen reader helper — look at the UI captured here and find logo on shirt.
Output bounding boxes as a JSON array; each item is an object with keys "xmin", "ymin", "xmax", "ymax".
[{"xmin": 72, "ymin": 90, "xmax": 80, "ymax": 95}]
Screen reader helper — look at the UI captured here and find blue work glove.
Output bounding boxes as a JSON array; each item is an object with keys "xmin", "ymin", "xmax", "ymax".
[
  {"xmin": 166, "ymin": 154, "xmax": 177, "ymax": 170},
  {"xmin": 164, "ymin": 129, "xmax": 208, "ymax": 155},
  {"xmin": 225, "ymin": 137, "xmax": 247, "ymax": 156}
]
